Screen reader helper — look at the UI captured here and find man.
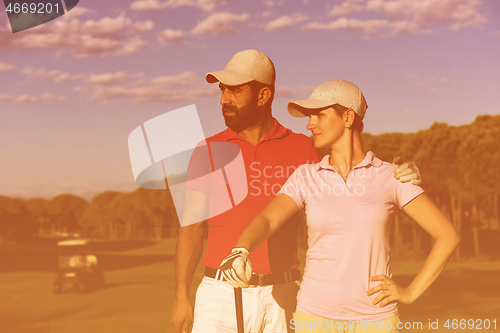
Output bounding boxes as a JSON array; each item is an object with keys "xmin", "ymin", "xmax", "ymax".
[{"xmin": 170, "ymin": 50, "xmax": 421, "ymax": 333}]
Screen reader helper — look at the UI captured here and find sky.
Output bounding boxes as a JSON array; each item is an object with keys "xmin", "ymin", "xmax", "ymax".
[{"xmin": 0, "ymin": 0, "xmax": 499, "ymax": 200}]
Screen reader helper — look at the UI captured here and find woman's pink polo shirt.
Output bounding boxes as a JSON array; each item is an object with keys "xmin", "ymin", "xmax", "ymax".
[{"xmin": 278, "ymin": 151, "xmax": 424, "ymax": 321}]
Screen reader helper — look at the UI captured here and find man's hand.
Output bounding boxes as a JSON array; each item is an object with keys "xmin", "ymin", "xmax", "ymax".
[
  {"xmin": 220, "ymin": 247, "xmax": 252, "ymax": 288},
  {"xmin": 170, "ymin": 296, "xmax": 194, "ymax": 333},
  {"xmin": 392, "ymin": 156, "xmax": 421, "ymax": 185},
  {"xmin": 367, "ymin": 275, "xmax": 416, "ymax": 307}
]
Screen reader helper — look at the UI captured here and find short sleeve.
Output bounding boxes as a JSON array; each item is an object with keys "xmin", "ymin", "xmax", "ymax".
[
  {"xmin": 395, "ymin": 180, "xmax": 424, "ymax": 209},
  {"xmin": 277, "ymin": 166, "xmax": 307, "ymax": 210},
  {"xmin": 184, "ymin": 141, "xmax": 212, "ymax": 193}
]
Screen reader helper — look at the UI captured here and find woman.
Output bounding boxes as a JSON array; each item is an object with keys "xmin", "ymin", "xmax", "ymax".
[{"xmin": 220, "ymin": 80, "xmax": 460, "ymax": 332}]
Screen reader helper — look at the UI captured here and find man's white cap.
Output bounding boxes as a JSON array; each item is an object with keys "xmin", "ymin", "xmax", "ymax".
[
  {"xmin": 206, "ymin": 49, "xmax": 275, "ymax": 86},
  {"xmin": 287, "ymin": 80, "xmax": 368, "ymax": 119}
]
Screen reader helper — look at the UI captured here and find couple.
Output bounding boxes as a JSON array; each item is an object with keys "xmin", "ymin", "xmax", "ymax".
[{"xmin": 171, "ymin": 49, "xmax": 458, "ymax": 333}]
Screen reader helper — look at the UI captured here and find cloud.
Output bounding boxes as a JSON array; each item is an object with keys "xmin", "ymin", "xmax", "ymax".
[
  {"xmin": 21, "ymin": 68, "xmax": 145, "ymax": 86},
  {"xmin": 115, "ymin": 38, "xmax": 149, "ymax": 56},
  {"xmin": 81, "ymin": 15, "xmax": 153, "ymax": 36},
  {"xmin": 63, "ymin": 7, "xmax": 90, "ymax": 19},
  {"xmin": 197, "ymin": 0, "xmax": 226, "ymax": 11},
  {"xmin": 404, "ymin": 72, "xmax": 454, "ymax": 93},
  {"xmin": 130, "ymin": 0, "xmax": 167, "ymax": 10},
  {"xmin": 191, "ymin": 12, "xmax": 249, "ymax": 36},
  {"xmin": 304, "ymin": 0, "xmax": 487, "ymax": 35},
  {"xmin": 15, "ymin": 93, "xmax": 65, "ymax": 103},
  {"xmin": 54, "ymin": 73, "xmax": 86, "ymax": 83},
  {"xmin": 275, "ymin": 86, "xmax": 299, "ymax": 98},
  {"xmin": 0, "ymin": 94, "xmax": 12, "ymax": 102},
  {"xmin": 21, "ymin": 67, "xmax": 62, "ymax": 78},
  {"xmin": 366, "ymin": 0, "xmax": 488, "ymax": 32},
  {"xmin": 329, "ymin": 0, "xmax": 365, "ymax": 16},
  {"xmin": 130, "ymin": 0, "xmax": 225, "ymax": 12},
  {"xmin": 263, "ymin": 13, "xmax": 308, "ymax": 31},
  {"xmin": 88, "ymin": 85, "xmax": 219, "ymax": 103},
  {"xmin": 0, "ymin": 13, "xmax": 153, "ymax": 57},
  {"xmin": 150, "ymin": 71, "xmax": 198, "ymax": 86},
  {"xmin": 21, "ymin": 67, "xmax": 85, "ymax": 83},
  {"xmin": 86, "ymin": 71, "xmax": 147, "ymax": 86},
  {"xmin": 302, "ymin": 18, "xmax": 390, "ymax": 34},
  {"xmin": 262, "ymin": 11, "xmax": 273, "ymax": 19},
  {"xmin": 274, "ymin": 85, "xmax": 317, "ymax": 99},
  {"xmin": 88, "ymin": 72, "xmax": 128, "ymax": 86},
  {"xmin": 158, "ymin": 29, "xmax": 186, "ymax": 45},
  {"xmin": 0, "ymin": 61, "xmax": 16, "ymax": 73},
  {"xmin": 74, "ymin": 71, "xmax": 217, "ymax": 104},
  {"xmin": 403, "ymin": 109, "xmax": 417, "ymax": 114}
]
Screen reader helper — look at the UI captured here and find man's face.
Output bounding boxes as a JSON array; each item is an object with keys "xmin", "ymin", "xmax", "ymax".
[{"xmin": 219, "ymin": 82, "xmax": 262, "ymax": 132}]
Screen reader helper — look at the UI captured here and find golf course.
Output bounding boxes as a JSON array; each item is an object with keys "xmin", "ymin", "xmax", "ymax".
[{"xmin": 1, "ymin": 238, "xmax": 499, "ymax": 333}]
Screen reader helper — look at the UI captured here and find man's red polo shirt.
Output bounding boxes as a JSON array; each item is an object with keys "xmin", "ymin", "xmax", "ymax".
[{"xmin": 186, "ymin": 119, "xmax": 322, "ymax": 274}]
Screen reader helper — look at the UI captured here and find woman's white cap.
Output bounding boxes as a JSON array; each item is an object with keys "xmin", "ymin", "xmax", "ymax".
[
  {"xmin": 287, "ymin": 80, "xmax": 367, "ymax": 119},
  {"xmin": 206, "ymin": 49, "xmax": 275, "ymax": 86}
]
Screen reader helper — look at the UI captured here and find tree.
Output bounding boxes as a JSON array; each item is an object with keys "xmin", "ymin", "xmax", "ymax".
[
  {"xmin": 49, "ymin": 194, "xmax": 89, "ymax": 234},
  {"xmin": 457, "ymin": 115, "xmax": 500, "ymax": 259},
  {"xmin": 79, "ymin": 191, "xmax": 121, "ymax": 238},
  {"xmin": 0, "ymin": 196, "xmax": 34, "ymax": 243},
  {"xmin": 24, "ymin": 197, "xmax": 51, "ymax": 236}
]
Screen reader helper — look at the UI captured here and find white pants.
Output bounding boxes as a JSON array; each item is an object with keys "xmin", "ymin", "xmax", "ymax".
[{"xmin": 191, "ymin": 276, "xmax": 300, "ymax": 333}]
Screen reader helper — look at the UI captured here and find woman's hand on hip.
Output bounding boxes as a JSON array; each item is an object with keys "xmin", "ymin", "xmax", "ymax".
[{"xmin": 367, "ymin": 275, "xmax": 416, "ymax": 307}]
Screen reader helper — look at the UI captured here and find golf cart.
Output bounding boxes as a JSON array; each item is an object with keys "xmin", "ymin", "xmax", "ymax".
[{"xmin": 53, "ymin": 238, "xmax": 104, "ymax": 294}]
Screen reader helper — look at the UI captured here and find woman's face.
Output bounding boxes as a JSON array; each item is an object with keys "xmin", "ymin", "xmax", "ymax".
[{"xmin": 306, "ymin": 107, "xmax": 346, "ymax": 149}]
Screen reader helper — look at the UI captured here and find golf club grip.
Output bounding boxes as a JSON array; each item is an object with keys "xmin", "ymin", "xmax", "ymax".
[{"xmin": 234, "ymin": 287, "xmax": 244, "ymax": 333}]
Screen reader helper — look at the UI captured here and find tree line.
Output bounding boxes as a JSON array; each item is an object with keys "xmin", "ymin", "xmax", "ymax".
[
  {"xmin": 0, "ymin": 188, "xmax": 179, "ymax": 243},
  {"xmin": 1, "ymin": 114, "xmax": 499, "ymax": 261},
  {"xmin": 360, "ymin": 114, "xmax": 500, "ymax": 261}
]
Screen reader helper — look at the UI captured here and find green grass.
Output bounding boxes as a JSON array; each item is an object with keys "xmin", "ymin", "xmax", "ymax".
[
  {"xmin": 1, "ymin": 239, "xmax": 499, "ymax": 333},
  {"xmin": 0, "ymin": 239, "xmax": 200, "ymax": 333}
]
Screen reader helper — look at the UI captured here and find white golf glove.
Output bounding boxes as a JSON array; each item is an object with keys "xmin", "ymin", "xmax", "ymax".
[{"xmin": 220, "ymin": 247, "xmax": 253, "ymax": 288}]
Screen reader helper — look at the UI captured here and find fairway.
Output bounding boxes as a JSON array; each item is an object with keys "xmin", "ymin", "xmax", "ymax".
[{"xmin": 1, "ymin": 239, "xmax": 499, "ymax": 333}]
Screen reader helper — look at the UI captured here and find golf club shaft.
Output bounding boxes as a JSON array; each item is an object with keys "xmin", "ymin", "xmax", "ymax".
[{"xmin": 234, "ymin": 287, "xmax": 244, "ymax": 333}]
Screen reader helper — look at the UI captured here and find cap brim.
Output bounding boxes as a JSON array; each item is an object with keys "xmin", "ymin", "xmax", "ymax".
[
  {"xmin": 205, "ymin": 70, "xmax": 254, "ymax": 86},
  {"xmin": 287, "ymin": 99, "xmax": 337, "ymax": 117}
]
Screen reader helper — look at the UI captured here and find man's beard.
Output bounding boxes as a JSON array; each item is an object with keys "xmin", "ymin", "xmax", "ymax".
[{"xmin": 223, "ymin": 99, "xmax": 264, "ymax": 133}]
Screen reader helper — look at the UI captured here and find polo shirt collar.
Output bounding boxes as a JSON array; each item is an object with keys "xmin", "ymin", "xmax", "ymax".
[
  {"xmin": 221, "ymin": 118, "xmax": 289, "ymax": 143},
  {"xmin": 317, "ymin": 151, "xmax": 383, "ymax": 171},
  {"xmin": 358, "ymin": 151, "xmax": 383, "ymax": 168}
]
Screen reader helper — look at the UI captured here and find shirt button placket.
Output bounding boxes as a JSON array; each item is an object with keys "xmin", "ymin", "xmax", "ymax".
[{"xmin": 344, "ymin": 170, "xmax": 353, "ymax": 193}]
